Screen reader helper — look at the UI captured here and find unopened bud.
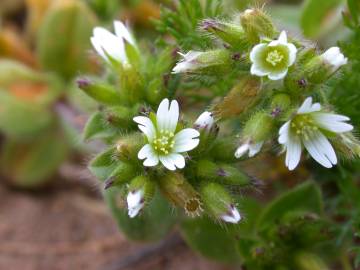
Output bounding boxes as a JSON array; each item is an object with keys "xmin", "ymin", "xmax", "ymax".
[
  {"xmin": 213, "ymin": 76, "xmax": 261, "ymax": 119},
  {"xmin": 127, "ymin": 175, "xmax": 155, "ymax": 218},
  {"xmin": 200, "ymin": 19, "xmax": 248, "ymax": 49},
  {"xmin": 115, "ymin": 133, "xmax": 144, "ymax": 162},
  {"xmin": 104, "ymin": 162, "xmax": 137, "ymax": 189},
  {"xmin": 159, "ymin": 172, "xmax": 203, "ymax": 217},
  {"xmin": 240, "ymin": 8, "xmax": 277, "ymax": 43},
  {"xmin": 208, "ymin": 137, "xmax": 238, "ymax": 162},
  {"xmin": 172, "ymin": 49, "xmax": 231, "ymax": 75},
  {"xmin": 194, "ymin": 111, "xmax": 215, "ymax": 131},
  {"xmin": 77, "ymin": 78, "xmax": 122, "ymax": 105},
  {"xmin": 270, "ymin": 93, "xmax": 291, "ymax": 117},
  {"xmin": 200, "ymin": 182, "xmax": 241, "ymax": 224},
  {"xmin": 320, "ymin": 46, "xmax": 347, "ymax": 73},
  {"xmin": 197, "ymin": 159, "xmax": 250, "ymax": 186},
  {"xmin": 194, "ymin": 111, "xmax": 218, "ymax": 152}
]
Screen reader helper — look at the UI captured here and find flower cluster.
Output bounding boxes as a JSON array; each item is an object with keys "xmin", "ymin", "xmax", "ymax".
[{"xmin": 84, "ymin": 7, "xmax": 357, "ymax": 227}]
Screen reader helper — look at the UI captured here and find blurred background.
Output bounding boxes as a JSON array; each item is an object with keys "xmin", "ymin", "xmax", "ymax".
[{"xmin": 0, "ymin": 0, "xmax": 357, "ymax": 269}]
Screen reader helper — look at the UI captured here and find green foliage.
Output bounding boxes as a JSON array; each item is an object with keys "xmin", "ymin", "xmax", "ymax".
[{"xmin": 154, "ymin": 0, "xmax": 223, "ymax": 50}]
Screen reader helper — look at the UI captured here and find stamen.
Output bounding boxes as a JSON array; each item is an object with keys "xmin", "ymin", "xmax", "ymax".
[{"xmin": 266, "ymin": 49, "xmax": 284, "ymax": 66}]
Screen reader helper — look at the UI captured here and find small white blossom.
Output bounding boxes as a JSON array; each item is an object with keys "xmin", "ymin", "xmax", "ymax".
[
  {"xmin": 172, "ymin": 51, "xmax": 203, "ymax": 73},
  {"xmin": 320, "ymin": 46, "xmax": 348, "ymax": 72},
  {"xmin": 91, "ymin": 21, "xmax": 136, "ymax": 64},
  {"xmin": 127, "ymin": 189, "xmax": 144, "ymax": 218},
  {"xmin": 278, "ymin": 97, "xmax": 353, "ymax": 170},
  {"xmin": 250, "ymin": 31, "xmax": 297, "ymax": 80},
  {"xmin": 134, "ymin": 98, "xmax": 200, "ymax": 171},
  {"xmin": 221, "ymin": 205, "xmax": 241, "ymax": 224},
  {"xmin": 194, "ymin": 111, "xmax": 215, "ymax": 131},
  {"xmin": 235, "ymin": 141, "xmax": 264, "ymax": 158}
]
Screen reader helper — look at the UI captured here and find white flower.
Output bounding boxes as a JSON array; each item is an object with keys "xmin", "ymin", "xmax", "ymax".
[
  {"xmin": 278, "ymin": 97, "xmax": 353, "ymax": 170},
  {"xmin": 90, "ymin": 21, "xmax": 136, "ymax": 64},
  {"xmin": 172, "ymin": 51, "xmax": 203, "ymax": 73},
  {"xmin": 320, "ymin": 46, "xmax": 348, "ymax": 72},
  {"xmin": 250, "ymin": 31, "xmax": 297, "ymax": 80},
  {"xmin": 194, "ymin": 111, "xmax": 215, "ymax": 131},
  {"xmin": 221, "ymin": 205, "xmax": 241, "ymax": 224},
  {"xmin": 127, "ymin": 189, "xmax": 144, "ymax": 218},
  {"xmin": 134, "ymin": 98, "xmax": 200, "ymax": 171},
  {"xmin": 235, "ymin": 141, "xmax": 264, "ymax": 158}
]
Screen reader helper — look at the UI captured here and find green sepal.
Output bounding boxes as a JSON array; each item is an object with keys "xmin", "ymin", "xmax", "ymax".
[
  {"xmin": 83, "ymin": 111, "xmax": 118, "ymax": 141},
  {"xmin": 88, "ymin": 147, "xmax": 118, "ymax": 181},
  {"xmin": 78, "ymin": 81, "xmax": 122, "ymax": 106}
]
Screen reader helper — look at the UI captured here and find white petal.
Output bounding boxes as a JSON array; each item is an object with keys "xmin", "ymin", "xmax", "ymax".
[
  {"xmin": 127, "ymin": 190, "xmax": 144, "ymax": 218},
  {"xmin": 92, "ymin": 27, "xmax": 126, "ymax": 62},
  {"xmin": 303, "ymin": 134, "xmax": 333, "ymax": 168},
  {"xmin": 286, "ymin": 43, "xmax": 297, "ymax": 66},
  {"xmin": 133, "ymin": 116, "xmax": 156, "ymax": 141},
  {"xmin": 278, "ymin": 31, "xmax": 288, "ymax": 44},
  {"xmin": 312, "ymin": 113, "xmax": 353, "ymax": 133},
  {"xmin": 278, "ymin": 121, "xmax": 290, "ymax": 144},
  {"xmin": 173, "ymin": 128, "xmax": 200, "ymax": 152},
  {"xmin": 235, "ymin": 143, "xmax": 249, "ymax": 158},
  {"xmin": 194, "ymin": 111, "xmax": 214, "ymax": 130},
  {"xmin": 168, "ymin": 153, "xmax": 186, "ymax": 169},
  {"xmin": 138, "ymin": 144, "xmax": 159, "ymax": 167},
  {"xmin": 159, "ymin": 155, "xmax": 176, "ymax": 171},
  {"xmin": 297, "ymin": 97, "xmax": 321, "ymax": 114},
  {"xmin": 114, "ymin": 21, "xmax": 135, "ymax": 45},
  {"xmin": 248, "ymin": 141, "xmax": 264, "ymax": 157},
  {"xmin": 157, "ymin": 98, "xmax": 179, "ymax": 132},
  {"xmin": 250, "ymin": 43, "xmax": 267, "ymax": 62},
  {"xmin": 251, "ymin": 64, "xmax": 269, "ymax": 76},
  {"xmin": 285, "ymin": 134, "xmax": 302, "ymax": 170},
  {"xmin": 312, "ymin": 132, "xmax": 337, "ymax": 165},
  {"xmin": 168, "ymin": 100, "xmax": 179, "ymax": 132},
  {"xmin": 90, "ymin": 37, "xmax": 108, "ymax": 62},
  {"xmin": 268, "ymin": 70, "xmax": 288, "ymax": 80},
  {"xmin": 221, "ymin": 205, "xmax": 241, "ymax": 224}
]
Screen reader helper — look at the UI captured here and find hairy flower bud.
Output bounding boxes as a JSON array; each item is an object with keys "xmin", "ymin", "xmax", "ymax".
[
  {"xmin": 200, "ymin": 182, "xmax": 241, "ymax": 224},
  {"xmin": 240, "ymin": 8, "xmax": 277, "ymax": 43},
  {"xmin": 208, "ymin": 137, "xmax": 238, "ymax": 162},
  {"xmin": 115, "ymin": 133, "xmax": 144, "ymax": 162},
  {"xmin": 126, "ymin": 175, "xmax": 155, "ymax": 218},
  {"xmin": 197, "ymin": 159, "xmax": 250, "ymax": 186},
  {"xmin": 172, "ymin": 49, "xmax": 231, "ymax": 74},
  {"xmin": 159, "ymin": 172, "xmax": 203, "ymax": 217},
  {"xmin": 270, "ymin": 93, "xmax": 291, "ymax": 117},
  {"xmin": 320, "ymin": 47, "xmax": 348, "ymax": 73},
  {"xmin": 213, "ymin": 76, "xmax": 261, "ymax": 119},
  {"xmin": 194, "ymin": 111, "xmax": 218, "ymax": 152},
  {"xmin": 104, "ymin": 162, "xmax": 137, "ymax": 189},
  {"xmin": 200, "ymin": 19, "xmax": 248, "ymax": 49}
]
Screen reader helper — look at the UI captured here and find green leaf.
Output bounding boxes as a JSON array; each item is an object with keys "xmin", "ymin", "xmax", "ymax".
[
  {"xmin": 83, "ymin": 112, "xmax": 117, "ymax": 141},
  {"xmin": 88, "ymin": 147, "xmax": 118, "ymax": 181},
  {"xmin": 104, "ymin": 188, "xmax": 176, "ymax": 241},
  {"xmin": 0, "ymin": 128, "xmax": 69, "ymax": 188},
  {"xmin": 256, "ymin": 181, "xmax": 323, "ymax": 232},
  {"xmin": 37, "ymin": 0, "xmax": 97, "ymax": 80},
  {"xmin": 301, "ymin": 0, "xmax": 343, "ymax": 38},
  {"xmin": 180, "ymin": 217, "xmax": 241, "ymax": 263}
]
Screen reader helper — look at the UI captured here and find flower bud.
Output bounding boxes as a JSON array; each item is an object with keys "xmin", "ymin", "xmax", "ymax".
[
  {"xmin": 193, "ymin": 111, "xmax": 218, "ymax": 152},
  {"xmin": 126, "ymin": 175, "xmax": 155, "ymax": 218},
  {"xmin": 332, "ymin": 133, "xmax": 360, "ymax": 159},
  {"xmin": 117, "ymin": 64, "xmax": 144, "ymax": 105},
  {"xmin": 159, "ymin": 172, "xmax": 203, "ymax": 217},
  {"xmin": 270, "ymin": 93, "xmax": 291, "ymax": 117},
  {"xmin": 104, "ymin": 162, "xmax": 137, "ymax": 189},
  {"xmin": 200, "ymin": 19, "xmax": 248, "ymax": 49},
  {"xmin": 208, "ymin": 137, "xmax": 238, "ymax": 162},
  {"xmin": 237, "ymin": 111, "xmax": 275, "ymax": 157},
  {"xmin": 196, "ymin": 160, "xmax": 251, "ymax": 186},
  {"xmin": 240, "ymin": 8, "xmax": 277, "ymax": 44},
  {"xmin": 172, "ymin": 49, "xmax": 231, "ymax": 75},
  {"xmin": 194, "ymin": 111, "xmax": 215, "ymax": 131},
  {"xmin": 213, "ymin": 76, "xmax": 261, "ymax": 119},
  {"xmin": 320, "ymin": 47, "xmax": 347, "ymax": 73},
  {"xmin": 105, "ymin": 104, "xmax": 140, "ymax": 128},
  {"xmin": 77, "ymin": 78, "xmax": 122, "ymax": 106},
  {"xmin": 200, "ymin": 182, "xmax": 241, "ymax": 224},
  {"xmin": 115, "ymin": 132, "xmax": 144, "ymax": 162}
]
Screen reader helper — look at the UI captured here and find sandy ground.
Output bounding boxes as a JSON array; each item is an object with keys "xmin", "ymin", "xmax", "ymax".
[{"xmin": 0, "ymin": 179, "xmax": 234, "ymax": 270}]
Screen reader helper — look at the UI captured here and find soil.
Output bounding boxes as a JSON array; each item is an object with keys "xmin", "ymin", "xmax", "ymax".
[{"xmin": 0, "ymin": 169, "xmax": 233, "ymax": 270}]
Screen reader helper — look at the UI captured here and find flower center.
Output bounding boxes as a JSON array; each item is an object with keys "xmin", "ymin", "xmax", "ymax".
[
  {"xmin": 266, "ymin": 50, "xmax": 284, "ymax": 66},
  {"xmin": 291, "ymin": 114, "xmax": 318, "ymax": 140},
  {"xmin": 152, "ymin": 129, "xmax": 175, "ymax": 155}
]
